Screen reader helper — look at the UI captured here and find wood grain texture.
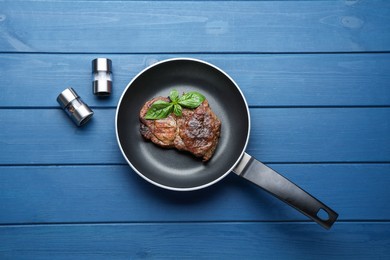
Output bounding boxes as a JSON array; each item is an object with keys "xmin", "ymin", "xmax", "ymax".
[
  {"xmin": 0, "ymin": 53, "xmax": 389, "ymax": 107},
  {"xmin": 0, "ymin": 108, "xmax": 388, "ymax": 164},
  {"xmin": 0, "ymin": 223, "xmax": 389, "ymax": 259},
  {"xmin": 0, "ymin": 164, "xmax": 389, "ymax": 224},
  {"xmin": 0, "ymin": 1, "xmax": 389, "ymax": 53},
  {"xmin": 1, "ymin": 0, "xmax": 389, "ymax": 258}
]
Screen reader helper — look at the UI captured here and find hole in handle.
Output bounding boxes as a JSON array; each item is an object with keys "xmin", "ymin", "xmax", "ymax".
[{"xmin": 317, "ymin": 208, "xmax": 330, "ymax": 221}]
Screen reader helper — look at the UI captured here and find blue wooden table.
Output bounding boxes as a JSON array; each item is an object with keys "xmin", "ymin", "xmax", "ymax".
[{"xmin": 1, "ymin": 0, "xmax": 389, "ymax": 258}]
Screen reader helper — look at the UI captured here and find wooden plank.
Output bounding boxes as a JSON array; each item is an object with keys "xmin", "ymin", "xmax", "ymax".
[
  {"xmin": 1, "ymin": 53, "xmax": 389, "ymax": 107},
  {"xmin": 0, "ymin": 108, "xmax": 388, "ymax": 164},
  {"xmin": 0, "ymin": 223, "xmax": 389, "ymax": 259},
  {"xmin": 0, "ymin": 1, "xmax": 389, "ymax": 53},
  {"xmin": 0, "ymin": 164, "xmax": 388, "ymax": 224}
]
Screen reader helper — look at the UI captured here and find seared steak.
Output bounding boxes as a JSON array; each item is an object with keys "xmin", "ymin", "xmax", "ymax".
[{"xmin": 140, "ymin": 96, "xmax": 221, "ymax": 161}]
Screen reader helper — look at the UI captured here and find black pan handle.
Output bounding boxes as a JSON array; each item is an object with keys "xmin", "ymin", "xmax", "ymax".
[{"xmin": 233, "ymin": 153, "xmax": 338, "ymax": 229}]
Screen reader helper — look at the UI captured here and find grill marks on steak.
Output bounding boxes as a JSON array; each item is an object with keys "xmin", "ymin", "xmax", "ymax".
[
  {"xmin": 140, "ymin": 96, "xmax": 221, "ymax": 161},
  {"xmin": 175, "ymin": 99, "xmax": 221, "ymax": 161}
]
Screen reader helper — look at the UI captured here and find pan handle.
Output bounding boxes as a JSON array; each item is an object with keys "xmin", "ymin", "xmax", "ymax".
[{"xmin": 233, "ymin": 153, "xmax": 338, "ymax": 229}]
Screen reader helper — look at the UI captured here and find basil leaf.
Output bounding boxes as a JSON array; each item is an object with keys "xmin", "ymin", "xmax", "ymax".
[
  {"xmin": 169, "ymin": 89, "xmax": 179, "ymax": 103},
  {"xmin": 144, "ymin": 100, "xmax": 173, "ymax": 119},
  {"xmin": 178, "ymin": 91, "xmax": 206, "ymax": 108},
  {"xmin": 147, "ymin": 100, "xmax": 171, "ymax": 110},
  {"xmin": 173, "ymin": 104, "xmax": 182, "ymax": 117},
  {"xmin": 143, "ymin": 90, "xmax": 206, "ymax": 120}
]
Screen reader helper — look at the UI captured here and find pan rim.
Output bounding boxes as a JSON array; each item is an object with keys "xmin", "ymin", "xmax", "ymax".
[{"xmin": 115, "ymin": 57, "xmax": 251, "ymax": 191}]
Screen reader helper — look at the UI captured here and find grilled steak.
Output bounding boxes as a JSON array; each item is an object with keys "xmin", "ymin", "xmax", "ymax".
[{"xmin": 140, "ymin": 96, "xmax": 221, "ymax": 161}]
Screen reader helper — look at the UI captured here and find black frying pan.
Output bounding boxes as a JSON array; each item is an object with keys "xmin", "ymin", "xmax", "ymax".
[{"xmin": 115, "ymin": 58, "xmax": 338, "ymax": 229}]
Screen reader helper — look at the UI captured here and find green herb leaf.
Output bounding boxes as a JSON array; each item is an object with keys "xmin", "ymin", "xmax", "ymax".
[
  {"xmin": 144, "ymin": 100, "xmax": 173, "ymax": 120},
  {"xmin": 173, "ymin": 104, "xmax": 182, "ymax": 117},
  {"xmin": 178, "ymin": 91, "xmax": 205, "ymax": 108},
  {"xmin": 169, "ymin": 89, "xmax": 179, "ymax": 103},
  {"xmin": 144, "ymin": 90, "xmax": 205, "ymax": 120}
]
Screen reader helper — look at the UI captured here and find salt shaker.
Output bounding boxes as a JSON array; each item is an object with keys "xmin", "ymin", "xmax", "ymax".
[{"xmin": 92, "ymin": 58, "xmax": 112, "ymax": 96}]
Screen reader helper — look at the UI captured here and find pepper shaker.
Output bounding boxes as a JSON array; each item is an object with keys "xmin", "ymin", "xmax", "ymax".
[{"xmin": 57, "ymin": 87, "xmax": 94, "ymax": 126}]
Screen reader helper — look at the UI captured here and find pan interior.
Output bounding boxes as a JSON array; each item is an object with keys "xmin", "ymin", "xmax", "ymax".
[{"xmin": 116, "ymin": 59, "xmax": 249, "ymax": 190}]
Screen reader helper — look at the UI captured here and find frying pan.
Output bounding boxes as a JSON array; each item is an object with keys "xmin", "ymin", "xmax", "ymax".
[{"xmin": 115, "ymin": 58, "xmax": 338, "ymax": 229}]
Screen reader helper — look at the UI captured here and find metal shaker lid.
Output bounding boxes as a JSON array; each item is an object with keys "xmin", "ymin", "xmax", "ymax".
[
  {"xmin": 92, "ymin": 58, "xmax": 112, "ymax": 72},
  {"xmin": 57, "ymin": 87, "xmax": 78, "ymax": 109},
  {"xmin": 71, "ymin": 102, "xmax": 94, "ymax": 126},
  {"xmin": 93, "ymin": 80, "xmax": 112, "ymax": 96}
]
